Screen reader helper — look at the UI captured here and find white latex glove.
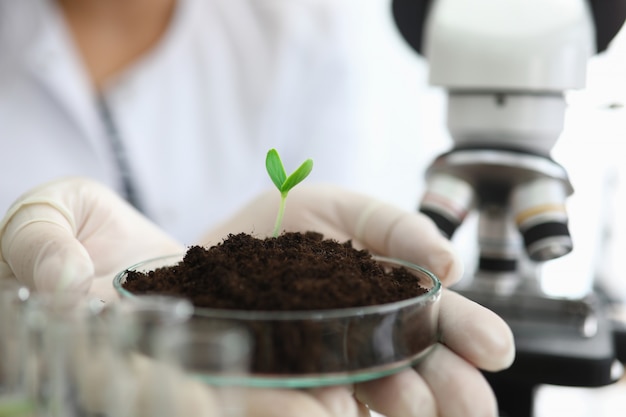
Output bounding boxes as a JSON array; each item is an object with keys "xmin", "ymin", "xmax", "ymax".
[
  {"xmin": 203, "ymin": 184, "xmax": 516, "ymax": 417},
  {"xmin": 0, "ymin": 177, "xmax": 184, "ymax": 301}
]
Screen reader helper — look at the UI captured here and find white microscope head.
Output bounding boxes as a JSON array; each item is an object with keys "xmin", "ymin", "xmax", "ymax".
[{"xmin": 422, "ymin": 0, "xmax": 595, "ymax": 154}]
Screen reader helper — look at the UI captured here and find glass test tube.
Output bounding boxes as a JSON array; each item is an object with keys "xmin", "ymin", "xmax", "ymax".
[
  {"xmin": 20, "ymin": 293, "xmax": 108, "ymax": 417},
  {"xmin": 0, "ymin": 281, "xmax": 34, "ymax": 417},
  {"xmin": 106, "ymin": 296, "xmax": 251, "ymax": 417}
]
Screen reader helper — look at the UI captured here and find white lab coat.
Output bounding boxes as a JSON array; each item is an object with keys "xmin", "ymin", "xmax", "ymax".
[{"xmin": 0, "ymin": 0, "xmax": 365, "ymax": 243}]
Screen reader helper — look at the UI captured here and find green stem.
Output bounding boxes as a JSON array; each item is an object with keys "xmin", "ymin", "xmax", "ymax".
[{"xmin": 272, "ymin": 194, "xmax": 287, "ymax": 237}]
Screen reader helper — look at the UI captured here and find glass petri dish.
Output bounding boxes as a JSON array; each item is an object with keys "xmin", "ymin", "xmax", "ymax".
[{"xmin": 113, "ymin": 254, "xmax": 442, "ymax": 388}]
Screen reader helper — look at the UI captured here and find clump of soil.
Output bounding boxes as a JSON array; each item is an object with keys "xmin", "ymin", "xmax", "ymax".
[
  {"xmin": 122, "ymin": 232, "xmax": 436, "ymax": 375},
  {"xmin": 123, "ymin": 231, "xmax": 427, "ymax": 310}
]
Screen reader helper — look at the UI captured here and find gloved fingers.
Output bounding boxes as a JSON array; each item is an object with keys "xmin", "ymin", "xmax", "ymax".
[
  {"xmin": 0, "ymin": 177, "xmax": 184, "ymax": 300},
  {"xmin": 0, "ymin": 261, "xmax": 17, "ymax": 283},
  {"xmin": 280, "ymin": 185, "xmax": 462, "ymax": 285},
  {"xmin": 439, "ymin": 290, "xmax": 515, "ymax": 372},
  {"xmin": 354, "ymin": 290, "xmax": 514, "ymax": 417},
  {"xmin": 135, "ymin": 369, "xmax": 360, "ymax": 417},
  {"xmin": 332, "ymin": 188, "xmax": 464, "ymax": 286},
  {"xmin": 355, "ymin": 205, "xmax": 462, "ymax": 286},
  {"xmin": 112, "ymin": 353, "xmax": 221, "ymax": 417},
  {"xmin": 80, "ymin": 348, "xmax": 364, "ymax": 417},
  {"xmin": 1, "ymin": 202, "xmax": 94, "ymax": 294},
  {"xmin": 414, "ymin": 344, "xmax": 499, "ymax": 417},
  {"xmin": 306, "ymin": 385, "xmax": 361, "ymax": 417},
  {"xmin": 242, "ymin": 387, "xmax": 348, "ymax": 417},
  {"xmin": 356, "ymin": 401, "xmax": 371, "ymax": 417},
  {"xmin": 151, "ymin": 386, "xmax": 357, "ymax": 417},
  {"xmin": 354, "ymin": 367, "xmax": 436, "ymax": 417}
]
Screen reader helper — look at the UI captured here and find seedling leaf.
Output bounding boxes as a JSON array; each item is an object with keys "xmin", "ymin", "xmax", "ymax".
[
  {"xmin": 265, "ymin": 149, "xmax": 287, "ymax": 191},
  {"xmin": 280, "ymin": 159, "xmax": 313, "ymax": 194}
]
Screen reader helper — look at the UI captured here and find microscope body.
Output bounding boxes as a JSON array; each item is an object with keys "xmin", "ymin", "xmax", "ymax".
[
  {"xmin": 417, "ymin": 0, "xmax": 603, "ymax": 346},
  {"xmin": 420, "ymin": 0, "xmax": 592, "ymax": 268},
  {"xmin": 392, "ymin": 1, "xmax": 626, "ymax": 413}
]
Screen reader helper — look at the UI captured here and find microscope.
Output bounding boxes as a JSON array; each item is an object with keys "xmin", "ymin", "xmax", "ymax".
[{"xmin": 392, "ymin": 1, "xmax": 626, "ymax": 416}]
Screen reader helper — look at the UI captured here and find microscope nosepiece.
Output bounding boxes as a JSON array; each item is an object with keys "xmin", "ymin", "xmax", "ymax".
[{"xmin": 512, "ymin": 178, "xmax": 573, "ymax": 261}]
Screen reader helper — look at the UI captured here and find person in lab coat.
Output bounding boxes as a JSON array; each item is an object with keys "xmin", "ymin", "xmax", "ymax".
[
  {"xmin": 0, "ymin": 1, "xmax": 515, "ymax": 416},
  {"xmin": 0, "ymin": 0, "xmax": 365, "ymax": 244}
]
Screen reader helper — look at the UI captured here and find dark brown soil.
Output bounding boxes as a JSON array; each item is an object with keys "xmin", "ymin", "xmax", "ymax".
[
  {"xmin": 123, "ymin": 232, "xmax": 427, "ymax": 310},
  {"xmin": 122, "ymin": 232, "xmax": 434, "ymax": 375}
]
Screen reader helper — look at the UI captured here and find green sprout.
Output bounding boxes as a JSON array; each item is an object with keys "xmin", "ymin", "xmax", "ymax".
[{"xmin": 265, "ymin": 148, "xmax": 313, "ymax": 237}]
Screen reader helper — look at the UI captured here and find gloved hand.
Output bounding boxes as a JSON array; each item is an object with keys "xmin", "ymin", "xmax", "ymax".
[
  {"xmin": 0, "ymin": 177, "xmax": 184, "ymax": 300},
  {"xmin": 203, "ymin": 184, "xmax": 515, "ymax": 417},
  {"xmin": 0, "ymin": 177, "xmax": 515, "ymax": 417}
]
